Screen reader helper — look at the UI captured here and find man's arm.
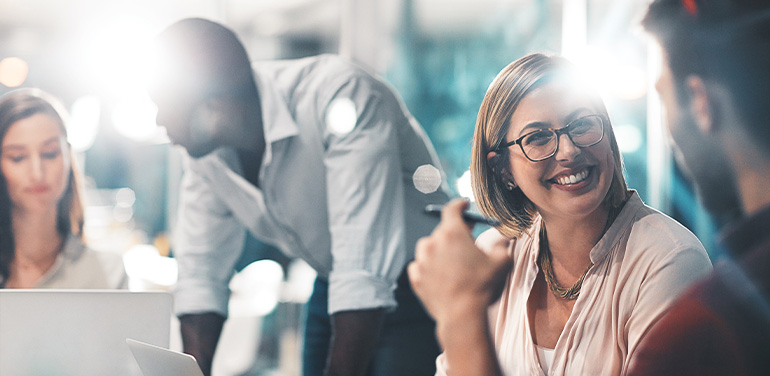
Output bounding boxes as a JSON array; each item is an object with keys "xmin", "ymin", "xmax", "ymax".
[
  {"xmin": 325, "ymin": 309, "xmax": 386, "ymax": 376},
  {"xmin": 319, "ymin": 67, "xmax": 451, "ymax": 374},
  {"xmin": 179, "ymin": 312, "xmax": 225, "ymax": 376},
  {"xmin": 173, "ymin": 159, "xmax": 245, "ymax": 375},
  {"xmin": 408, "ymin": 200, "xmax": 512, "ymax": 376},
  {"xmin": 319, "ymin": 75, "xmax": 410, "ymax": 375}
]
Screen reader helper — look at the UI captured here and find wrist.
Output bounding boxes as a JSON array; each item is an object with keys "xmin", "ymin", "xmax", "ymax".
[
  {"xmin": 436, "ymin": 309, "xmax": 501, "ymax": 376},
  {"xmin": 435, "ymin": 303, "xmax": 489, "ymax": 348}
]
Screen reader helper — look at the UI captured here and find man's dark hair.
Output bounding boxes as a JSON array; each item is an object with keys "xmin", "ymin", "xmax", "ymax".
[
  {"xmin": 152, "ymin": 18, "xmax": 257, "ymax": 99},
  {"xmin": 642, "ymin": 0, "xmax": 770, "ymax": 151}
]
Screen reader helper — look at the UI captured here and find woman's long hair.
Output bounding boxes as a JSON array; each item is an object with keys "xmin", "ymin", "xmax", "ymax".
[{"xmin": 0, "ymin": 89, "xmax": 84, "ymax": 287}]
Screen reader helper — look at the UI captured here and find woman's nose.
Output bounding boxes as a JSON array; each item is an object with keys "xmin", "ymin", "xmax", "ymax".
[
  {"xmin": 554, "ymin": 133, "xmax": 581, "ymax": 161},
  {"xmin": 29, "ymin": 155, "xmax": 45, "ymax": 181}
]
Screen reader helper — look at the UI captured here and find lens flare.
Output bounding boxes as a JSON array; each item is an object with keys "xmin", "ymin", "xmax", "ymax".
[
  {"xmin": 326, "ymin": 98, "xmax": 357, "ymax": 136},
  {"xmin": 413, "ymin": 164, "xmax": 442, "ymax": 194}
]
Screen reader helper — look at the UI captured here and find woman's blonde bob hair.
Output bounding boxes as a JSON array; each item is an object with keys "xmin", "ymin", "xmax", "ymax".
[{"xmin": 471, "ymin": 52, "xmax": 628, "ymax": 238}]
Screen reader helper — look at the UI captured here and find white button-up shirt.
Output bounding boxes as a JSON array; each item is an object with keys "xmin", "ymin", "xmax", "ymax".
[{"xmin": 173, "ymin": 54, "xmax": 449, "ymax": 317}]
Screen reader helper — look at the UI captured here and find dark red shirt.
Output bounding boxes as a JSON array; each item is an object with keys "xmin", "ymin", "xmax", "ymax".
[{"xmin": 627, "ymin": 205, "xmax": 770, "ymax": 375}]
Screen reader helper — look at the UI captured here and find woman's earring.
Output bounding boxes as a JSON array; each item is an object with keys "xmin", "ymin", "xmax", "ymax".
[{"xmin": 505, "ymin": 180, "xmax": 517, "ymax": 190}]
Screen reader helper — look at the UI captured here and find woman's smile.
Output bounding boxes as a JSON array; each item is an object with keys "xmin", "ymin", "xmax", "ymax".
[{"xmin": 546, "ymin": 166, "xmax": 597, "ymax": 192}]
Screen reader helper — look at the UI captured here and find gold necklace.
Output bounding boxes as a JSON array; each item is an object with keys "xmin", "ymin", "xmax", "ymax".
[
  {"xmin": 538, "ymin": 226, "xmax": 591, "ymax": 300},
  {"xmin": 538, "ymin": 203, "xmax": 622, "ymax": 300}
]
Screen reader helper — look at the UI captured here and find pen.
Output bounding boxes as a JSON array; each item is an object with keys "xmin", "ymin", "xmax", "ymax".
[{"xmin": 424, "ymin": 204, "xmax": 501, "ymax": 227}]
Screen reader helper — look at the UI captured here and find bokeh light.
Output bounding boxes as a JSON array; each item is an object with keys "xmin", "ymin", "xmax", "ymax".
[
  {"xmin": 123, "ymin": 244, "xmax": 178, "ymax": 291},
  {"xmin": 68, "ymin": 96, "xmax": 101, "ymax": 152},
  {"xmin": 83, "ymin": 18, "xmax": 157, "ymax": 95},
  {"xmin": 326, "ymin": 98, "xmax": 357, "ymax": 136},
  {"xmin": 615, "ymin": 123, "xmax": 643, "ymax": 154},
  {"xmin": 0, "ymin": 57, "xmax": 29, "ymax": 88},
  {"xmin": 413, "ymin": 164, "xmax": 442, "ymax": 194},
  {"xmin": 115, "ymin": 187, "xmax": 137, "ymax": 207},
  {"xmin": 456, "ymin": 170, "xmax": 474, "ymax": 201},
  {"xmin": 112, "ymin": 92, "xmax": 161, "ymax": 142},
  {"xmin": 570, "ymin": 46, "xmax": 647, "ymax": 101},
  {"xmin": 229, "ymin": 260, "xmax": 284, "ymax": 317}
]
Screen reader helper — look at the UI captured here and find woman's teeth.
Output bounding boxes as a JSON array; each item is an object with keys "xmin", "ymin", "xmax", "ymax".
[{"xmin": 555, "ymin": 169, "xmax": 589, "ymax": 185}]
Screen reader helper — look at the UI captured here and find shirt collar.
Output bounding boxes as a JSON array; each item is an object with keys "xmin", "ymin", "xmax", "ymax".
[
  {"xmin": 253, "ymin": 69, "xmax": 299, "ymax": 140},
  {"xmin": 252, "ymin": 69, "xmax": 300, "ymax": 166},
  {"xmin": 719, "ymin": 204, "xmax": 770, "ymax": 258},
  {"xmin": 589, "ymin": 190, "xmax": 641, "ymax": 264},
  {"xmin": 35, "ymin": 234, "xmax": 84, "ymax": 287},
  {"xmin": 528, "ymin": 190, "xmax": 641, "ymax": 266}
]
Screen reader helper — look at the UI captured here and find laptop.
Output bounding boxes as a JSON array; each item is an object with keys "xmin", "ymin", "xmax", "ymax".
[
  {"xmin": 0, "ymin": 289, "xmax": 172, "ymax": 376},
  {"xmin": 127, "ymin": 338, "xmax": 204, "ymax": 376}
]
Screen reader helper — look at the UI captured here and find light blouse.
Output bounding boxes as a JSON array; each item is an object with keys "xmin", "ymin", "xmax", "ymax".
[
  {"xmin": 436, "ymin": 192, "xmax": 712, "ymax": 375},
  {"xmin": 35, "ymin": 235, "xmax": 128, "ymax": 289}
]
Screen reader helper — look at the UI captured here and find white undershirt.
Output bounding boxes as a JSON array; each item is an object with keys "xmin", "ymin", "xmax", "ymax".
[{"xmin": 535, "ymin": 345, "xmax": 555, "ymax": 375}]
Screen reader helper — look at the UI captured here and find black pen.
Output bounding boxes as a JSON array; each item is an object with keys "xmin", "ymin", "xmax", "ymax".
[{"xmin": 424, "ymin": 204, "xmax": 501, "ymax": 227}]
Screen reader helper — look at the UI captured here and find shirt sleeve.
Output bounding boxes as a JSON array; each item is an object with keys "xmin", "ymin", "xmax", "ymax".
[
  {"xmin": 322, "ymin": 74, "xmax": 408, "ymax": 314},
  {"xmin": 172, "ymin": 156, "xmax": 246, "ymax": 318}
]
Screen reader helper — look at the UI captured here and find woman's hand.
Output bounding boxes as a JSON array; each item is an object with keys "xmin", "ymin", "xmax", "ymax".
[{"xmin": 408, "ymin": 199, "xmax": 512, "ymax": 329}]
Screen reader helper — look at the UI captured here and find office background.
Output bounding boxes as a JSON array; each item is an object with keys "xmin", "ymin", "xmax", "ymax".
[{"xmin": 0, "ymin": 0, "xmax": 726, "ymax": 374}]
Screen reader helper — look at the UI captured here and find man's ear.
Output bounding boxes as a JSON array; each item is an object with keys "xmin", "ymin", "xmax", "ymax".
[{"xmin": 685, "ymin": 75, "xmax": 715, "ymax": 134}]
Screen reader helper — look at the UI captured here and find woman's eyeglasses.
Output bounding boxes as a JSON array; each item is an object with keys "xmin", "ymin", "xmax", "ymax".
[{"xmin": 495, "ymin": 114, "xmax": 606, "ymax": 162}]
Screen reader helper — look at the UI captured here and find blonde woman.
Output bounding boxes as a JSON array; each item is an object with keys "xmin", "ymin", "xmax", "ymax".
[{"xmin": 409, "ymin": 53, "xmax": 712, "ymax": 375}]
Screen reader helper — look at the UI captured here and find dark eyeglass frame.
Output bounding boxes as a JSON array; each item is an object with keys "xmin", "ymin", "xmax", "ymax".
[{"xmin": 494, "ymin": 114, "xmax": 607, "ymax": 162}]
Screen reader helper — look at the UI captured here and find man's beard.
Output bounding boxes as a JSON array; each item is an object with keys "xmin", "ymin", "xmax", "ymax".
[{"xmin": 669, "ymin": 112, "xmax": 744, "ymax": 223}]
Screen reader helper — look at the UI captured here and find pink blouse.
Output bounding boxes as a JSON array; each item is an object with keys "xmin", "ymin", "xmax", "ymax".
[{"xmin": 436, "ymin": 192, "xmax": 712, "ymax": 375}]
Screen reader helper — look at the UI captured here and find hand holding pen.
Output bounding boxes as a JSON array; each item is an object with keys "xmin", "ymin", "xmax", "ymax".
[
  {"xmin": 424, "ymin": 203, "xmax": 500, "ymax": 228},
  {"xmin": 409, "ymin": 200, "xmax": 512, "ymax": 340}
]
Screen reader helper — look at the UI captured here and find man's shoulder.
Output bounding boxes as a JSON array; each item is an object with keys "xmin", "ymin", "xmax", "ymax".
[
  {"xmin": 255, "ymin": 54, "xmax": 373, "ymax": 82},
  {"xmin": 255, "ymin": 54, "xmax": 386, "ymax": 105},
  {"xmin": 626, "ymin": 288, "xmax": 740, "ymax": 375},
  {"xmin": 709, "ymin": 243, "xmax": 770, "ymax": 312},
  {"xmin": 667, "ymin": 245, "xmax": 770, "ymax": 350},
  {"xmin": 628, "ymin": 255, "xmax": 770, "ymax": 376}
]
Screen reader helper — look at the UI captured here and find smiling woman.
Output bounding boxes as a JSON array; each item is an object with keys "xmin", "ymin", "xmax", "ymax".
[
  {"xmin": 0, "ymin": 89, "xmax": 127, "ymax": 289},
  {"xmin": 408, "ymin": 52, "xmax": 714, "ymax": 375},
  {"xmin": 472, "ymin": 54, "xmax": 627, "ymax": 239}
]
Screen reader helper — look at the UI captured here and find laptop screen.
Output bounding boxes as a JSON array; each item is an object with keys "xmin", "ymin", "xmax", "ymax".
[
  {"xmin": 127, "ymin": 338, "xmax": 204, "ymax": 376},
  {"xmin": 0, "ymin": 290, "xmax": 172, "ymax": 376}
]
